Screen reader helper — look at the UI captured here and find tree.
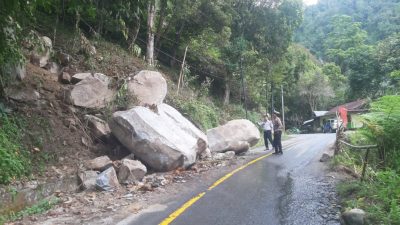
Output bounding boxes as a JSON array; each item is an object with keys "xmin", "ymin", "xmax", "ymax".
[{"xmin": 146, "ymin": 0, "xmax": 156, "ymax": 66}]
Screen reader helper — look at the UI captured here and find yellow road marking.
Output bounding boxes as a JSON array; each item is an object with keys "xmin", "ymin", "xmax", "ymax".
[
  {"xmin": 158, "ymin": 152, "xmax": 273, "ymax": 225},
  {"xmin": 159, "ymin": 192, "xmax": 206, "ymax": 225}
]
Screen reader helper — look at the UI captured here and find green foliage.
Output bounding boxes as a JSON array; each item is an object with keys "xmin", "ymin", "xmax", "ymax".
[
  {"xmin": 0, "ymin": 115, "xmax": 30, "ymax": 184},
  {"xmin": 0, "ymin": 197, "xmax": 60, "ymax": 224},
  {"xmin": 170, "ymin": 98, "xmax": 219, "ymax": 131},
  {"xmin": 338, "ymin": 171, "xmax": 400, "ymax": 225},
  {"xmin": 360, "ymin": 96, "xmax": 400, "ymax": 170}
]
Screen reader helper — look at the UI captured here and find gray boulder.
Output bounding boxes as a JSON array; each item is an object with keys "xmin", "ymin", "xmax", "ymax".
[
  {"xmin": 96, "ymin": 167, "xmax": 120, "ymax": 191},
  {"xmin": 84, "ymin": 156, "xmax": 113, "ymax": 171},
  {"xmin": 109, "ymin": 104, "xmax": 206, "ymax": 172},
  {"xmin": 127, "ymin": 70, "xmax": 167, "ymax": 107},
  {"xmin": 78, "ymin": 170, "xmax": 98, "ymax": 190},
  {"xmin": 84, "ymin": 115, "xmax": 111, "ymax": 140},
  {"xmin": 341, "ymin": 208, "xmax": 366, "ymax": 225},
  {"xmin": 213, "ymin": 151, "xmax": 235, "ymax": 160},
  {"xmin": 45, "ymin": 62, "xmax": 61, "ymax": 74},
  {"xmin": 71, "ymin": 72, "xmax": 92, "ymax": 84},
  {"xmin": 69, "ymin": 76, "xmax": 114, "ymax": 109},
  {"xmin": 207, "ymin": 119, "xmax": 260, "ymax": 153},
  {"xmin": 117, "ymin": 159, "xmax": 147, "ymax": 184},
  {"xmin": 5, "ymin": 87, "xmax": 40, "ymax": 103}
]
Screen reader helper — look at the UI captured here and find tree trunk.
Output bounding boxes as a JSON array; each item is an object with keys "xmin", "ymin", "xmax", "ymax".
[
  {"xmin": 154, "ymin": 0, "xmax": 168, "ymax": 58},
  {"xmin": 146, "ymin": 0, "xmax": 156, "ymax": 66},
  {"xmin": 170, "ymin": 22, "xmax": 185, "ymax": 68},
  {"xmin": 223, "ymin": 77, "xmax": 231, "ymax": 106}
]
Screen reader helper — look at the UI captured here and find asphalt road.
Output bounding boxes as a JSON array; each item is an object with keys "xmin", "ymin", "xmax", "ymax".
[{"xmin": 120, "ymin": 133, "xmax": 338, "ymax": 225}]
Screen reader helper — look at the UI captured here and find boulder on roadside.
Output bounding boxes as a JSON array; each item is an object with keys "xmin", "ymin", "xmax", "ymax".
[
  {"xmin": 213, "ymin": 151, "xmax": 235, "ymax": 160},
  {"xmin": 109, "ymin": 104, "xmax": 206, "ymax": 172},
  {"xmin": 84, "ymin": 115, "xmax": 111, "ymax": 141},
  {"xmin": 84, "ymin": 156, "xmax": 113, "ymax": 171},
  {"xmin": 127, "ymin": 70, "xmax": 167, "ymax": 107},
  {"xmin": 320, "ymin": 153, "xmax": 332, "ymax": 162},
  {"xmin": 341, "ymin": 208, "xmax": 366, "ymax": 225},
  {"xmin": 68, "ymin": 76, "xmax": 115, "ymax": 109},
  {"xmin": 207, "ymin": 119, "xmax": 260, "ymax": 153},
  {"xmin": 78, "ymin": 170, "xmax": 98, "ymax": 190},
  {"xmin": 117, "ymin": 159, "xmax": 147, "ymax": 184},
  {"xmin": 199, "ymin": 148, "xmax": 212, "ymax": 160},
  {"xmin": 96, "ymin": 167, "xmax": 120, "ymax": 191}
]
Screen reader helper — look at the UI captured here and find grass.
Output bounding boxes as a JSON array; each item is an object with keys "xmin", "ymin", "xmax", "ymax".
[
  {"xmin": 0, "ymin": 115, "xmax": 31, "ymax": 184},
  {"xmin": 0, "ymin": 197, "xmax": 60, "ymax": 225}
]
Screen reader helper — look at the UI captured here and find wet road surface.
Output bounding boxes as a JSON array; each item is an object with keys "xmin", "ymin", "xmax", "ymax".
[{"xmin": 120, "ymin": 133, "xmax": 339, "ymax": 225}]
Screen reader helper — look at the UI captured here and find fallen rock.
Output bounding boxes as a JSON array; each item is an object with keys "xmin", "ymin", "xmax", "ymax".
[
  {"xmin": 84, "ymin": 115, "xmax": 111, "ymax": 140},
  {"xmin": 5, "ymin": 87, "xmax": 40, "ymax": 103},
  {"xmin": 78, "ymin": 170, "xmax": 98, "ymax": 190},
  {"xmin": 117, "ymin": 159, "xmax": 147, "ymax": 184},
  {"xmin": 68, "ymin": 76, "xmax": 115, "ymax": 109},
  {"xmin": 144, "ymin": 174, "xmax": 168, "ymax": 188},
  {"xmin": 320, "ymin": 153, "xmax": 332, "ymax": 162},
  {"xmin": 96, "ymin": 167, "xmax": 120, "ymax": 191},
  {"xmin": 207, "ymin": 119, "xmax": 260, "ymax": 153},
  {"xmin": 109, "ymin": 104, "xmax": 205, "ymax": 171},
  {"xmin": 59, "ymin": 72, "xmax": 71, "ymax": 84},
  {"xmin": 127, "ymin": 70, "xmax": 167, "ymax": 107},
  {"xmin": 71, "ymin": 73, "xmax": 93, "ymax": 84},
  {"xmin": 45, "ymin": 62, "xmax": 61, "ymax": 74},
  {"xmin": 213, "ymin": 151, "xmax": 235, "ymax": 160},
  {"xmin": 199, "ymin": 148, "xmax": 212, "ymax": 160},
  {"xmin": 30, "ymin": 36, "xmax": 52, "ymax": 67},
  {"xmin": 57, "ymin": 52, "xmax": 71, "ymax": 66},
  {"xmin": 341, "ymin": 208, "xmax": 366, "ymax": 225},
  {"xmin": 159, "ymin": 104, "xmax": 208, "ymax": 154},
  {"xmin": 84, "ymin": 156, "xmax": 113, "ymax": 171}
]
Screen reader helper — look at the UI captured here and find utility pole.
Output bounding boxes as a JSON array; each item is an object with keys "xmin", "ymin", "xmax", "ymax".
[
  {"xmin": 240, "ymin": 56, "xmax": 248, "ymax": 119},
  {"xmin": 177, "ymin": 45, "xmax": 188, "ymax": 95},
  {"xmin": 281, "ymin": 85, "xmax": 285, "ymax": 131},
  {"xmin": 271, "ymin": 82, "xmax": 274, "ymax": 115}
]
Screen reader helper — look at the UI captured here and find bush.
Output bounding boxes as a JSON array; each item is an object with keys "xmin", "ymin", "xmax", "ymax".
[
  {"xmin": 339, "ymin": 171, "xmax": 400, "ymax": 224},
  {"xmin": 170, "ymin": 98, "xmax": 219, "ymax": 131},
  {"xmin": 0, "ymin": 115, "xmax": 30, "ymax": 184}
]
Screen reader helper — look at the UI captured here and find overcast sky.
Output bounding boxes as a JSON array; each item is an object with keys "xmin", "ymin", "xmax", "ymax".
[{"xmin": 303, "ymin": 0, "xmax": 319, "ymax": 5}]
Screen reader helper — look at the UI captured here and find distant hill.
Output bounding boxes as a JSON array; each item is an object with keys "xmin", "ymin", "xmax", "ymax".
[{"xmin": 295, "ymin": 0, "xmax": 400, "ymax": 57}]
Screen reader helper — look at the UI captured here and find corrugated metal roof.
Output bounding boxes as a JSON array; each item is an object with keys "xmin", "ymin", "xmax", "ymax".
[
  {"xmin": 313, "ymin": 111, "xmax": 329, "ymax": 117},
  {"xmin": 329, "ymin": 99, "xmax": 368, "ymax": 113}
]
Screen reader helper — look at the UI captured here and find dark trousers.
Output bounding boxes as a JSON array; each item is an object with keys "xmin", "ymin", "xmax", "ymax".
[
  {"xmin": 263, "ymin": 130, "xmax": 273, "ymax": 149},
  {"xmin": 273, "ymin": 130, "xmax": 282, "ymax": 153}
]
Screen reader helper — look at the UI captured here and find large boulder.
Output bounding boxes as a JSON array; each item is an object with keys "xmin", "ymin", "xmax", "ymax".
[
  {"xmin": 207, "ymin": 119, "xmax": 260, "ymax": 153},
  {"xmin": 127, "ymin": 70, "xmax": 167, "ymax": 107},
  {"xmin": 117, "ymin": 159, "xmax": 147, "ymax": 184},
  {"xmin": 68, "ymin": 76, "xmax": 114, "ymax": 109},
  {"xmin": 109, "ymin": 104, "xmax": 206, "ymax": 172}
]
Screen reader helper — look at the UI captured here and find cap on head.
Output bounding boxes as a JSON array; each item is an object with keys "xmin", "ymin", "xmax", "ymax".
[{"xmin": 273, "ymin": 110, "xmax": 280, "ymax": 115}]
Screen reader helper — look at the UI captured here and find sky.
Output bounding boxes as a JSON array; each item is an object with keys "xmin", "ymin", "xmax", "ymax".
[{"xmin": 303, "ymin": 0, "xmax": 319, "ymax": 6}]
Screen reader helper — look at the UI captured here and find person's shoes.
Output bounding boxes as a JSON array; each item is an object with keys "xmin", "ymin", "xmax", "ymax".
[{"xmin": 279, "ymin": 151, "xmax": 283, "ymax": 154}]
